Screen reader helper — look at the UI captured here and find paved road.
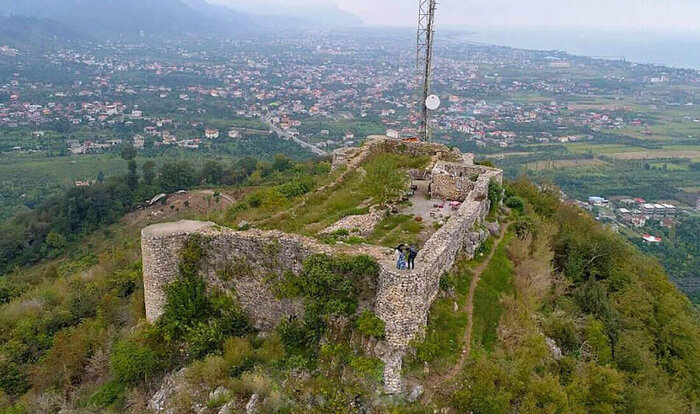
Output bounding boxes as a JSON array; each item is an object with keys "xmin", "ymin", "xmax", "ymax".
[{"xmin": 262, "ymin": 116, "xmax": 327, "ymax": 156}]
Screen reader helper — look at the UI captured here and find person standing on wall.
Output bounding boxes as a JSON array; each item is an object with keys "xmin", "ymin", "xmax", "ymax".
[
  {"xmin": 408, "ymin": 245, "xmax": 417, "ymax": 269},
  {"xmin": 395, "ymin": 244, "xmax": 407, "ymax": 270}
]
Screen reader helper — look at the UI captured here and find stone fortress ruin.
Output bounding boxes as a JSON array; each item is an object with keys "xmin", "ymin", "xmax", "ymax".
[{"xmin": 141, "ymin": 136, "xmax": 502, "ymax": 394}]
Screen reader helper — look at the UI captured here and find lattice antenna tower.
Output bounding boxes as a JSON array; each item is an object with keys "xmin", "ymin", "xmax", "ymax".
[{"xmin": 416, "ymin": 0, "xmax": 437, "ymax": 141}]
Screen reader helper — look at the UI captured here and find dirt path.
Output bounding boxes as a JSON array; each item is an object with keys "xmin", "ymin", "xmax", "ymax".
[{"xmin": 422, "ymin": 223, "xmax": 509, "ymax": 400}]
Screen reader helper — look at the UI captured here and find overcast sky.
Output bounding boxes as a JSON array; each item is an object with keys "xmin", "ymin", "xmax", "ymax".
[{"xmin": 213, "ymin": 0, "xmax": 700, "ymax": 32}]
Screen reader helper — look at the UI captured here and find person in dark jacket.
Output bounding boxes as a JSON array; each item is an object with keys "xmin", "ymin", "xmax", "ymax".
[{"xmin": 408, "ymin": 245, "xmax": 417, "ymax": 269}]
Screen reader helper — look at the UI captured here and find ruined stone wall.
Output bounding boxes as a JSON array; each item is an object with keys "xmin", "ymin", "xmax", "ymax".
[
  {"xmin": 375, "ymin": 168, "xmax": 502, "ymax": 393},
  {"xmin": 431, "ymin": 161, "xmax": 493, "ymax": 202},
  {"xmin": 196, "ymin": 228, "xmax": 335, "ymax": 331},
  {"xmin": 142, "ymin": 223, "xmax": 335, "ymax": 330},
  {"xmin": 330, "ymin": 136, "xmax": 459, "ymax": 172},
  {"xmin": 142, "ymin": 220, "xmax": 216, "ymax": 323},
  {"xmin": 142, "ymin": 145, "xmax": 503, "ymax": 395}
]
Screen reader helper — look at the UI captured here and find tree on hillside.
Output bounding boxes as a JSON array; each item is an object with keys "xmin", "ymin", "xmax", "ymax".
[
  {"xmin": 141, "ymin": 161, "xmax": 156, "ymax": 186},
  {"xmin": 363, "ymin": 154, "xmax": 408, "ymax": 208},
  {"xmin": 201, "ymin": 160, "xmax": 224, "ymax": 185},
  {"xmin": 158, "ymin": 161, "xmax": 197, "ymax": 193},
  {"xmin": 121, "ymin": 144, "xmax": 139, "ymax": 190}
]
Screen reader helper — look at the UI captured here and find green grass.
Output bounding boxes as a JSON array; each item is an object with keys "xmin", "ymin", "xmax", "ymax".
[
  {"xmin": 405, "ymin": 260, "xmax": 473, "ymax": 376},
  {"xmin": 258, "ymin": 169, "xmax": 370, "ymax": 235},
  {"xmin": 470, "ymin": 236, "xmax": 495, "ymax": 265},
  {"xmin": 471, "ymin": 231, "xmax": 515, "ymax": 352},
  {"xmin": 367, "ymin": 214, "xmax": 423, "ymax": 248},
  {"xmin": 247, "ymin": 151, "xmax": 430, "ymax": 237}
]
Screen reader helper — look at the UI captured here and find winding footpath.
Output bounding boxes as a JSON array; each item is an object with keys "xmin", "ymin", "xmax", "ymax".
[{"xmin": 423, "ymin": 223, "xmax": 510, "ymax": 401}]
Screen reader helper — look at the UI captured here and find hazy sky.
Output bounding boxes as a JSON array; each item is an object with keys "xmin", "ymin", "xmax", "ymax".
[{"xmin": 213, "ymin": 0, "xmax": 700, "ymax": 32}]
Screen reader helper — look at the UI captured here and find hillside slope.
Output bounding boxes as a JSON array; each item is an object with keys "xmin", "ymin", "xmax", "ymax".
[{"xmin": 0, "ymin": 153, "xmax": 697, "ymax": 413}]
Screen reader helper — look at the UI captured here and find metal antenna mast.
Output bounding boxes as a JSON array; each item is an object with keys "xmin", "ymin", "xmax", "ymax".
[{"xmin": 417, "ymin": 0, "xmax": 437, "ymax": 141}]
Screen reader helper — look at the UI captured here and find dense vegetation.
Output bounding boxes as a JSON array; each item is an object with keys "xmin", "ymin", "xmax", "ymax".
[
  {"xmin": 0, "ymin": 150, "xmax": 314, "ymax": 277},
  {"xmin": 447, "ymin": 178, "xmax": 700, "ymax": 412}
]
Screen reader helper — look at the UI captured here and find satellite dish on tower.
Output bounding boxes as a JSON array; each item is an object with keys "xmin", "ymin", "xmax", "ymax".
[{"xmin": 426, "ymin": 94, "xmax": 441, "ymax": 111}]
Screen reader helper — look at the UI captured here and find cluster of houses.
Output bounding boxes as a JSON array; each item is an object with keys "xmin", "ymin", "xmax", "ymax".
[
  {"xmin": 2, "ymin": 35, "xmax": 698, "ymax": 157},
  {"xmin": 585, "ymin": 196, "xmax": 687, "ymax": 244}
]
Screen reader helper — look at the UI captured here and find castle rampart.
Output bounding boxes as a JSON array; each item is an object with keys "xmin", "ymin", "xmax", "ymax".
[{"xmin": 141, "ymin": 138, "xmax": 502, "ymax": 394}]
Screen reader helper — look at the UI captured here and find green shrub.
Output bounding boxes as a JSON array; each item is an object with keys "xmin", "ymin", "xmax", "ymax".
[
  {"xmin": 160, "ymin": 275, "xmax": 210, "ymax": 339},
  {"xmin": 355, "ymin": 310, "xmax": 385, "ymax": 339},
  {"xmin": 584, "ymin": 318, "xmax": 612, "ymax": 365},
  {"xmin": 278, "ymin": 175, "xmax": 315, "ymax": 199},
  {"xmin": 543, "ymin": 313, "xmax": 580, "ymax": 353},
  {"xmin": 349, "ymin": 356, "xmax": 383, "ymax": 382},
  {"xmin": 488, "ymin": 179, "xmax": 503, "ymax": 211},
  {"xmin": 278, "ymin": 319, "xmax": 320, "ymax": 367},
  {"xmin": 110, "ymin": 340, "xmax": 158, "ymax": 385},
  {"xmin": 277, "ymin": 254, "xmax": 379, "ymax": 318},
  {"xmin": 0, "ymin": 360, "xmax": 29, "ymax": 397},
  {"xmin": 439, "ymin": 272, "xmax": 456, "ymax": 292},
  {"xmin": 505, "ymin": 196, "xmax": 525, "ymax": 214},
  {"xmin": 83, "ymin": 381, "xmax": 124, "ymax": 409},
  {"xmin": 184, "ymin": 320, "xmax": 226, "ymax": 359}
]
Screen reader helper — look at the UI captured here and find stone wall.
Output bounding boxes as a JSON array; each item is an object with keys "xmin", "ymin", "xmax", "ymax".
[
  {"xmin": 375, "ymin": 168, "xmax": 502, "ymax": 393},
  {"xmin": 143, "ymin": 223, "xmax": 337, "ymax": 330},
  {"xmin": 330, "ymin": 136, "xmax": 459, "ymax": 172},
  {"xmin": 142, "ymin": 220, "xmax": 217, "ymax": 323},
  {"xmin": 431, "ymin": 161, "xmax": 493, "ymax": 202}
]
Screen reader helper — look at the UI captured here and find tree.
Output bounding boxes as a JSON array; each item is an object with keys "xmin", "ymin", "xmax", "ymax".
[
  {"xmin": 142, "ymin": 160, "xmax": 156, "ymax": 185},
  {"xmin": 201, "ymin": 160, "xmax": 224, "ymax": 185},
  {"xmin": 158, "ymin": 161, "xmax": 196, "ymax": 193},
  {"xmin": 272, "ymin": 153, "xmax": 293, "ymax": 171},
  {"xmin": 127, "ymin": 160, "xmax": 139, "ymax": 189},
  {"xmin": 363, "ymin": 153, "xmax": 407, "ymax": 207},
  {"xmin": 239, "ymin": 156, "xmax": 258, "ymax": 176},
  {"xmin": 120, "ymin": 144, "xmax": 137, "ymax": 161}
]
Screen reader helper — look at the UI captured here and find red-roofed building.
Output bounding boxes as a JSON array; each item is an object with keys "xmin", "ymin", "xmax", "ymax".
[{"xmin": 642, "ymin": 234, "xmax": 661, "ymax": 243}]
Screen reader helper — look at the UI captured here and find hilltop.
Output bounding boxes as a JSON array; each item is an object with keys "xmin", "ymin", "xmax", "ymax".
[{"xmin": 0, "ymin": 137, "xmax": 697, "ymax": 413}]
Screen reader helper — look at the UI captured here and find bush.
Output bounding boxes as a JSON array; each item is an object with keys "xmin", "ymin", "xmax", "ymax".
[
  {"xmin": 505, "ymin": 196, "xmax": 525, "ymax": 214},
  {"xmin": 488, "ymin": 180, "xmax": 503, "ymax": 211},
  {"xmin": 185, "ymin": 320, "xmax": 226, "ymax": 359},
  {"xmin": 278, "ymin": 175, "xmax": 315, "ymax": 199},
  {"xmin": 83, "ymin": 381, "xmax": 124, "ymax": 409},
  {"xmin": 0, "ymin": 360, "xmax": 29, "ymax": 397},
  {"xmin": 277, "ymin": 254, "xmax": 379, "ymax": 318},
  {"xmin": 355, "ymin": 310, "xmax": 385, "ymax": 339},
  {"xmin": 110, "ymin": 340, "xmax": 158, "ymax": 385},
  {"xmin": 543, "ymin": 313, "xmax": 580, "ymax": 353},
  {"xmin": 439, "ymin": 272, "xmax": 457, "ymax": 292}
]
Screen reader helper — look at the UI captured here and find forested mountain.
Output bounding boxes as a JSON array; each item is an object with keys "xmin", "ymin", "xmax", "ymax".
[
  {"xmin": 0, "ymin": 16, "xmax": 90, "ymax": 46},
  {"xmin": 0, "ymin": 0, "xmax": 363, "ymax": 40},
  {"xmin": 0, "ymin": 0, "xmax": 254, "ymax": 38}
]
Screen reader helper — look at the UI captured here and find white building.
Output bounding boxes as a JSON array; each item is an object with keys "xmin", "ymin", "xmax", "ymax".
[{"xmin": 386, "ymin": 129, "xmax": 399, "ymax": 139}]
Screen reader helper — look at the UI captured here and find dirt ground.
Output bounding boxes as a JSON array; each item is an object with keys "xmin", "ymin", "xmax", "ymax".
[
  {"xmin": 402, "ymin": 180, "xmax": 455, "ymax": 227},
  {"xmin": 122, "ymin": 189, "xmax": 239, "ymax": 229}
]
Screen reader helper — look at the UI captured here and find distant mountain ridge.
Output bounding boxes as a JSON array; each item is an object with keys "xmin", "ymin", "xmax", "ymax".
[
  {"xmin": 0, "ymin": 0, "xmax": 363, "ymax": 40},
  {"xmin": 0, "ymin": 16, "xmax": 90, "ymax": 46},
  {"xmin": 0, "ymin": 0, "xmax": 250, "ymax": 38}
]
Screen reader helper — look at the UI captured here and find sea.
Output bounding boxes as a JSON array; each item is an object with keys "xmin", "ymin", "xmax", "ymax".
[{"xmin": 457, "ymin": 29, "xmax": 700, "ymax": 70}]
